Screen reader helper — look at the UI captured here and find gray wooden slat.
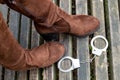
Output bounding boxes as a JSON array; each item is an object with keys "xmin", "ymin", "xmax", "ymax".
[
  {"xmin": 4, "ymin": 9, "xmax": 20, "ymax": 80},
  {"xmin": 108, "ymin": 0, "xmax": 120, "ymax": 80},
  {"xmin": 76, "ymin": 0, "xmax": 88, "ymax": 14},
  {"xmin": 4, "ymin": 70, "xmax": 15, "ymax": 80},
  {"xmin": 9, "ymin": 10, "xmax": 20, "ymax": 39},
  {"xmin": 43, "ymin": 65, "xmax": 56, "ymax": 80},
  {"xmin": 30, "ymin": 22, "xmax": 40, "ymax": 51},
  {"xmin": 19, "ymin": 15, "xmax": 30, "ymax": 48},
  {"xmin": 29, "ymin": 22, "xmax": 40, "ymax": 80},
  {"xmin": 76, "ymin": 0, "xmax": 90, "ymax": 80},
  {"xmin": 92, "ymin": 0, "xmax": 109, "ymax": 80},
  {"xmin": 0, "ymin": 5, "xmax": 8, "ymax": 19},
  {"xmin": 17, "ymin": 15, "xmax": 30, "ymax": 80},
  {"xmin": 30, "ymin": 68, "xmax": 39, "ymax": 80},
  {"xmin": 59, "ymin": 0, "xmax": 73, "ymax": 80},
  {"xmin": 17, "ymin": 71, "xmax": 27, "ymax": 80}
]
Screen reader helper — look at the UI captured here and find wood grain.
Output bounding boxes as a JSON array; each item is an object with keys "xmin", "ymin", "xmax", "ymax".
[
  {"xmin": 59, "ymin": 0, "xmax": 73, "ymax": 80},
  {"xmin": 29, "ymin": 21, "xmax": 40, "ymax": 80},
  {"xmin": 17, "ymin": 15, "xmax": 30, "ymax": 80},
  {"xmin": 92, "ymin": 0, "xmax": 109, "ymax": 80},
  {"xmin": 76, "ymin": 0, "xmax": 90, "ymax": 80},
  {"xmin": 108, "ymin": 0, "xmax": 120, "ymax": 80}
]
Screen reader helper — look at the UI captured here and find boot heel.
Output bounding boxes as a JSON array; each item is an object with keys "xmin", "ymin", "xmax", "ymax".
[{"xmin": 40, "ymin": 33, "xmax": 59, "ymax": 42}]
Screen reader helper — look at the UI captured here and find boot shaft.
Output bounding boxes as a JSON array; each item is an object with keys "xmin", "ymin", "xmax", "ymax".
[
  {"xmin": 2, "ymin": 0, "xmax": 100, "ymax": 37},
  {"xmin": 4, "ymin": 0, "xmax": 65, "ymax": 25},
  {"xmin": 0, "ymin": 12, "xmax": 65, "ymax": 70},
  {"xmin": 0, "ymin": 12, "xmax": 25, "ymax": 68},
  {"xmin": 4, "ymin": 0, "xmax": 51, "ymax": 20}
]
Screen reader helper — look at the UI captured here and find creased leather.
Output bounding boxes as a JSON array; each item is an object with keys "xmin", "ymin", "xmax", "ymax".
[
  {"xmin": 1, "ymin": 0, "xmax": 100, "ymax": 37},
  {"xmin": 0, "ymin": 12, "xmax": 65, "ymax": 71}
]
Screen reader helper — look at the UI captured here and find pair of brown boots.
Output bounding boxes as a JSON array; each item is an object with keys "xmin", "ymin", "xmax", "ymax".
[{"xmin": 0, "ymin": 0, "xmax": 100, "ymax": 70}]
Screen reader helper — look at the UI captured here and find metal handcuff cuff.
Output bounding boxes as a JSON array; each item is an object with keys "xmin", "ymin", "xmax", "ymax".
[{"xmin": 58, "ymin": 35, "xmax": 108, "ymax": 72}]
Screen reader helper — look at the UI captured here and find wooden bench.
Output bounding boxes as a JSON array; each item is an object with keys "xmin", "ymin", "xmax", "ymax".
[{"xmin": 0, "ymin": 0, "xmax": 120, "ymax": 80}]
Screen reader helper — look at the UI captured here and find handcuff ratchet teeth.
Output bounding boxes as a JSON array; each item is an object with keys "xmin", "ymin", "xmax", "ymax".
[{"xmin": 58, "ymin": 35, "xmax": 108, "ymax": 72}]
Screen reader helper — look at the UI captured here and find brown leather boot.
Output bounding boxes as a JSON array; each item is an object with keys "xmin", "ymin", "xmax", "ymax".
[
  {"xmin": 0, "ymin": 12, "xmax": 65, "ymax": 71},
  {"xmin": 2, "ymin": 0, "xmax": 100, "ymax": 37}
]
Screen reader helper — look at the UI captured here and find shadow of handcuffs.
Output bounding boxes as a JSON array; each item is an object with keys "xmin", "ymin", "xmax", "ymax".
[{"xmin": 58, "ymin": 35, "xmax": 108, "ymax": 72}]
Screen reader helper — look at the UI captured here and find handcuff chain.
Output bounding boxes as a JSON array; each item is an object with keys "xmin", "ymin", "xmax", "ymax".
[{"xmin": 80, "ymin": 55, "xmax": 97, "ymax": 64}]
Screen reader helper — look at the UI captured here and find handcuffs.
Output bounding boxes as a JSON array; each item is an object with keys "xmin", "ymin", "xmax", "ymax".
[{"xmin": 58, "ymin": 35, "xmax": 108, "ymax": 72}]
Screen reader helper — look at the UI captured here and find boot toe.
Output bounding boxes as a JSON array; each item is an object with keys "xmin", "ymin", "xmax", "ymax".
[
  {"xmin": 85, "ymin": 15, "xmax": 100, "ymax": 34},
  {"xmin": 89, "ymin": 16, "xmax": 100, "ymax": 28},
  {"xmin": 71, "ymin": 15, "xmax": 100, "ymax": 36},
  {"xmin": 41, "ymin": 42, "xmax": 65, "ymax": 67}
]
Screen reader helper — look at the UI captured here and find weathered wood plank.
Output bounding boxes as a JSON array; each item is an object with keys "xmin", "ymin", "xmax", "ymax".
[
  {"xmin": 0, "ymin": 5, "xmax": 8, "ymax": 19},
  {"xmin": 17, "ymin": 71, "xmax": 27, "ymax": 80},
  {"xmin": 4, "ymin": 70, "xmax": 15, "ymax": 80},
  {"xmin": 59, "ymin": 0, "xmax": 73, "ymax": 80},
  {"xmin": 76, "ymin": 0, "xmax": 88, "ymax": 14},
  {"xmin": 92, "ymin": 0, "xmax": 109, "ymax": 80},
  {"xmin": 30, "ymin": 68, "xmax": 39, "ymax": 80},
  {"xmin": 9, "ymin": 10, "xmax": 20, "ymax": 39},
  {"xmin": 43, "ymin": 65, "xmax": 57, "ymax": 80},
  {"xmin": 17, "ymin": 15, "xmax": 30, "ymax": 80},
  {"xmin": 29, "ymin": 22, "xmax": 40, "ymax": 80},
  {"xmin": 19, "ymin": 15, "xmax": 30, "ymax": 48},
  {"xmin": 76, "ymin": 0, "xmax": 90, "ymax": 80},
  {"xmin": 108, "ymin": 0, "xmax": 120, "ymax": 80}
]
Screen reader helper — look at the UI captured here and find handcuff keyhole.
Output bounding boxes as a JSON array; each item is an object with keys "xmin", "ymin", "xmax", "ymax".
[{"xmin": 60, "ymin": 59, "xmax": 72, "ymax": 70}]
